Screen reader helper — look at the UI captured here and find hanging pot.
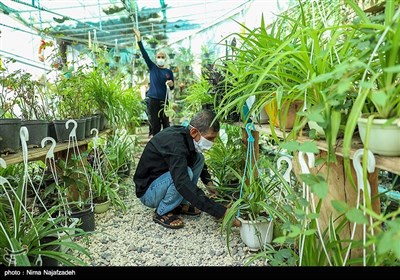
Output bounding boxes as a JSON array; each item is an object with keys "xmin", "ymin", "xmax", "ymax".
[{"xmin": 237, "ymin": 216, "xmax": 274, "ymax": 251}]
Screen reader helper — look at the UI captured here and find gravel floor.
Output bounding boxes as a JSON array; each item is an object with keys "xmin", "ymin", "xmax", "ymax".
[
  {"xmin": 73, "ymin": 128, "xmax": 265, "ymax": 267},
  {"xmin": 74, "ymin": 188, "xmax": 263, "ymax": 266}
]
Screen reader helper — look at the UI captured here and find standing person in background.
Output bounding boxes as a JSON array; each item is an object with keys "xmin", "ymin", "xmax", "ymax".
[{"xmin": 134, "ymin": 28, "xmax": 174, "ymax": 136}]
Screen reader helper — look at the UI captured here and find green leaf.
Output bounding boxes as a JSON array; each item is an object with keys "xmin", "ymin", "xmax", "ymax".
[
  {"xmin": 280, "ymin": 141, "xmax": 300, "ymax": 152},
  {"xmin": 377, "ymin": 221, "xmax": 400, "ymax": 258},
  {"xmin": 282, "ymin": 204, "xmax": 293, "ymax": 212},
  {"xmin": 300, "ymin": 174, "xmax": 317, "ymax": 185},
  {"xmin": 310, "ymin": 181, "xmax": 328, "ymax": 199},
  {"xmin": 307, "ymin": 112, "xmax": 325, "ymax": 123},
  {"xmin": 308, "ymin": 213, "xmax": 320, "ymax": 219},
  {"xmin": 359, "ymin": 80, "xmax": 374, "ymax": 89},
  {"xmin": 298, "ymin": 198, "xmax": 309, "ymax": 207},
  {"xmin": 370, "ymin": 90, "xmax": 387, "ymax": 107},
  {"xmin": 377, "ymin": 230, "xmax": 393, "ymax": 256},
  {"xmin": 331, "ymin": 200, "xmax": 348, "ymax": 213},
  {"xmin": 299, "ymin": 142, "xmax": 319, "ymax": 153},
  {"xmin": 345, "ymin": 208, "xmax": 368, "ymax": 224},
  {"xmin": 393, "ymin": 236, "xmax": 400, "ymax": 259},
  {"xmin": 273, "ymin": 236, "xmax": 286, "ymax": 244},
  {"xmin": 300, "ymin": 174, "xmax": 327, "ymax": 198},
  {"xmin": 279, "ymin": 248, "xmax": 293, "ymax": 258},
  {"xmin": 337, "ymin": 79, "xmax": 352, "ymax": 95},
  {"xmin": 288, "ymin": 225, "xmax": 301, "ymax": 238},
  {"xmin": 304, "ymin": 229, "xmax": 317, "ymax": 236},
  {"xmin": 383, "ymin": 65, "xmax": 400, "ymax": 73},
  {"xmin": 294, "ymin": 208, "xmax": 305, "ymax": 216}
]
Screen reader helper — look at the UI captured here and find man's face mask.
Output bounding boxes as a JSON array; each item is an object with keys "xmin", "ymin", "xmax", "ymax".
[
  {"xmin": 191, "ymin": 125, "xmax": 214, "ymax": 153},
  {"xmin": 194, "ymin": 135, "xmax": 214, "ymax": 153}
]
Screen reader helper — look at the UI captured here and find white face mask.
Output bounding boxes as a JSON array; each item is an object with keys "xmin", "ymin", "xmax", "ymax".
[
  {"xmin": 193, "ymin": 136, "xmax": 214, "ymax": 153},
  {"xmin": 156, "ymin": 58, "xmax": 165, "ymax": 66}
]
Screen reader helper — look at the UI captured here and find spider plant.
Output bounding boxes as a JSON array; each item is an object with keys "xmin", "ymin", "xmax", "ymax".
[{"xmin": 343, "ymin": 0, "xmax": 400, "ymax": 157}]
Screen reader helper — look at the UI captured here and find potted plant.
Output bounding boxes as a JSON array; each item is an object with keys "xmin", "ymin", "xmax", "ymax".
[
  {"xmin": 213, "ymin": 15, "xmax": 307, "ymax": 138},
  {"xmin": 147, "ymin": 37, "xmax": 159, "ymax": 49},
  {"xmin": 104, "ymin": 130, "xmax": 136, "ymax": 179},
  {"xmin": 174, "ymin": 47, "xmax": 195, "ymax": 80},
  {"xmin": 343, "ymin": 0, "xmax": 400, "ymax": 156},
  {"xmin": 53, "ymin": 155, "xmax": 95, "ymax": 232},
  {"xmin": 88, "ymin": 163, "xmax": 127, "ymax": 213},
  {"xmin": 0, "ymin": 165, "xmax": 91, "ymax": 266},
  {"xmin": 0, "ymin": 59, "xmax": 22, "ymax": 154},
  {"xmin": 204, "ymin": 125, "xmax": 245, "ymax": 204},
  {"xmin": 184, "ymin": 75, "xmax": 214, "ymax": 113},
  {"xmin": 222, "ymin": 174, "xmax": 278, "ymax": 252},
  {"xmin": 8, "ymin": 70, "xmax": 54, "ymax": 147},
  {"xmin": 52, "ymin": 62, "xmax": 94, "ymax": 141}
]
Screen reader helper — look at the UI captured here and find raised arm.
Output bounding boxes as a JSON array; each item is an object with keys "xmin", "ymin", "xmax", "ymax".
[{"xmin": 134, "ymin": 28, "xmax": 153, "ymax": 69}]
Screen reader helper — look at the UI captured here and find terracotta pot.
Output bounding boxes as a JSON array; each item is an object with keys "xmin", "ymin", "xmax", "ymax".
[{"xmin": 278, "ymin": 100, "xmax": 303, "ymax": 131}]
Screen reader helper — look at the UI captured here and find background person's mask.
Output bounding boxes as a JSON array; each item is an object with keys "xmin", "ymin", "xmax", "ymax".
[{"xmin": 156, "ymin": 58, "xmax": 165, "ymax": 66}]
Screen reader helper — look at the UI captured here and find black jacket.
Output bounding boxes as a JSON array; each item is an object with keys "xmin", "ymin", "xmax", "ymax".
[{"xmin": 133, "ymin": 126, "xmax": 226, "ymax": 218}]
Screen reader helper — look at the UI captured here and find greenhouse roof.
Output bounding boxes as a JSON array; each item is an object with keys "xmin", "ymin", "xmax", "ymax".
[{"xmin": 0, "ymin": 0, "xmax": 253, "ymax": 48}]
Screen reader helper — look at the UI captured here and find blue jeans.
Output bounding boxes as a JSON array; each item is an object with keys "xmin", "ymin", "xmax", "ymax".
[{"xmin": 139, "ymin": 153, "xmax": 204, "ymax": 216}]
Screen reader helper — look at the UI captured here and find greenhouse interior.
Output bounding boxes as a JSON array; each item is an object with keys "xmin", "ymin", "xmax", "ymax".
[{"xmin": 0, "ymin": 0, "xmax": 400, "ymax": 268}]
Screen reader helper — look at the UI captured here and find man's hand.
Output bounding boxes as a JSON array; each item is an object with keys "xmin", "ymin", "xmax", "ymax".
[
  {"xmin": 224, "ymin": 208, "xmax": 241, "ymax": 227},
  {"xmin": 133, "ymin": 28, "xmax": 141, "ymax": 41},
  {"xmin": 166, "ymin": 80, "xmax": 174, "ymax": 88}
]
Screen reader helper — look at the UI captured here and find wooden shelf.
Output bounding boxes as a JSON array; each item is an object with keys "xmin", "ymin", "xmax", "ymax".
[
  {"xmin": 234, "ymin": 122, "xmax": 400, "ymax": 175},
  {"xmin": 1, "ymin": 129, "xmax": 111, "ymax": 165}
]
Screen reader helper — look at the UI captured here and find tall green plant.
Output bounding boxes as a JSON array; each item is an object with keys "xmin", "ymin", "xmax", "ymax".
[{"xmin": 343, "ymin": 0, "xmax": 400, "ymax": 159}]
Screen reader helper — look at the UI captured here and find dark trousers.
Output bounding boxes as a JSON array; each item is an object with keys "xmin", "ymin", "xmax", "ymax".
[
  {"xmin": 148, "ymin": 98, "xmax": 170, "ymax": 136},
  {"xmin": 144, "ymin": 98, "xmax": 152, "ymax": 136}
]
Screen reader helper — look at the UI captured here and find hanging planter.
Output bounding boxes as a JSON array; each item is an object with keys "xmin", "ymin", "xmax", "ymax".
[
  {"xmin": 149, "ymin": 41, "xmax": 158, "ymax": 49},
  {"xmin": 147, "ymin": 32, "xmax": 159, "ymax": 49},
  {"xmin": 70, "ymin": 204, "xmax": 95, "ymax": 232},
  {"xmin": 238, "ymin": 217, "xmax": 274, "ymax": 251},
  {"xmin": 357, "ymin": 117, "xmax": 400, "ymax": 156}
]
